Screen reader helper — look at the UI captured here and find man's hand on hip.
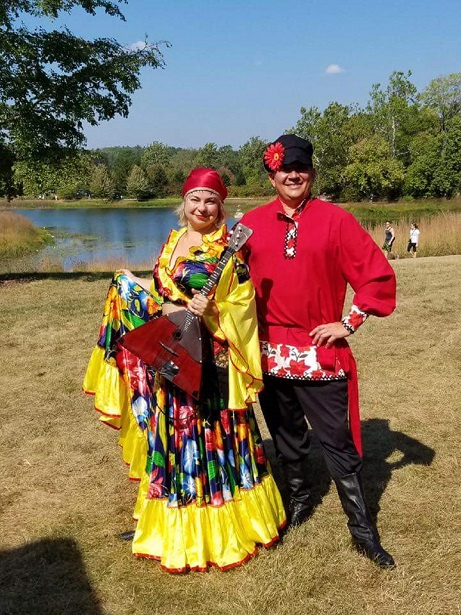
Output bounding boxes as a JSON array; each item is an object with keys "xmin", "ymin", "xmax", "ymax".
[{"xmin": 310, "ymin": 322, "xmax": 351, "ymax": 348}]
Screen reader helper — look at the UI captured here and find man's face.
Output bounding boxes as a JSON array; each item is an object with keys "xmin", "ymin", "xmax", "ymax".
[{"xmin": 269, "ymin": 164, "xmax": 316, "ymax": 208}]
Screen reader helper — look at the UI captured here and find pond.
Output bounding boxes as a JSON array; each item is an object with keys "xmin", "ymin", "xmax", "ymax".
[{"xmin": 10, "ymin": 208, "xmax": 241, "ymax": 272}]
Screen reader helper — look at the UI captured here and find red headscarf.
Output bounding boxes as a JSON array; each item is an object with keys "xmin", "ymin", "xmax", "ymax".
[{"xmin": 182, "ymin": 168, "xmax": 228, "ymax": 201}]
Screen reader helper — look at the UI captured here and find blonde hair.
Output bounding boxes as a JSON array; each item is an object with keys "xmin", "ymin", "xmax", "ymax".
[{"xmin": 176, "ymin": 189, "xmax": 227, "ymax": 227}]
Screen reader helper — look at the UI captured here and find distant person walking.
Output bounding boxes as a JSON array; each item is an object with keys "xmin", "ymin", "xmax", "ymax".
[
  {"xmin": 382, "ymin": 221, "xmax": 396, "ymax": 258},
  {"xmin": 407, "ymin": 223, "xmax": 420, "ymax": 258}
]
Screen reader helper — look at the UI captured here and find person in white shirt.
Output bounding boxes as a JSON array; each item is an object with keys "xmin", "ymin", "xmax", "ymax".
[{"xmin": 407, "ymin": 223, "xmax": 420, "ymax": 258}]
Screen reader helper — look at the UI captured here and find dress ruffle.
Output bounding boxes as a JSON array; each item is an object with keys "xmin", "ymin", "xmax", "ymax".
[{"xmin": 132, "ymin": 475, "xmax": 286, "ymax": 572}]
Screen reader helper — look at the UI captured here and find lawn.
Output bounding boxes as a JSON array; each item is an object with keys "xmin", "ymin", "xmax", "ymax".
[{"xmin": 0, "ymin": 256, "xmax": 460, "ymax": 615}]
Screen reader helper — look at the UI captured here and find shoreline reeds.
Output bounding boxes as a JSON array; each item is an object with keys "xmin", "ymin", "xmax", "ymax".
[{"xmin": 0, "ymin": 211, "xmax": 52, "ymax": 260}]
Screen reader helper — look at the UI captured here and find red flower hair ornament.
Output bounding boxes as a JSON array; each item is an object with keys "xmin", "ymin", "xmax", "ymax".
[{"xmin": 263, "ymin": 142, "xmax": 285, "ymax": 171}]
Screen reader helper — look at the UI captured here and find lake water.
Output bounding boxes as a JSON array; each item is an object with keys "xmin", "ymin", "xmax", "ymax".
[{"xmin": 11, "ymin": 208, "xmax": 240, "ymax": 272}]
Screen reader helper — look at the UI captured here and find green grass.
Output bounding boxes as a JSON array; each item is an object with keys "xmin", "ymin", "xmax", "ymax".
[{"xmin": 1, "ymin": 257, "xmax": 460, "ymax": 614}]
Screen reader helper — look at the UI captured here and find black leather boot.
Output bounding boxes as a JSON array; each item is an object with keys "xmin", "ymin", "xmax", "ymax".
[
  {"xmin": 334, "ymin": 472, "xmax": 395, "ymax": 568},
  {"xmin": 119, "ymin": 530, "xmax": 136, "ymax": 541},
  {"xmin": 285, "ymin": 458, "xmax": 313, "ymax": 528}
]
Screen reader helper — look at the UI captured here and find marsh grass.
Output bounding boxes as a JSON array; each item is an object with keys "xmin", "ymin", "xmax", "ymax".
[
  {"xmin": 368, "ymin": 212, "xmax": 461, "ymax": 258},
  {"xmin": 0, "ymin": 211, "xmax": 52, "ymax": 259},
  {"xmin": 1, "ymin": 257, "xmax": 460, "ymax": 614}
]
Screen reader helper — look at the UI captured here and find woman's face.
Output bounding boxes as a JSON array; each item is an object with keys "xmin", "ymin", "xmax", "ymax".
[{"xmin": 183, "ymin": 190, "xmax": 221, "ymax": 232}]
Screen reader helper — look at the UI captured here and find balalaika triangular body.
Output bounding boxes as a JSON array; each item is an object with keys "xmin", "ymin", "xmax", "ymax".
[{"xmin": 119, "ymin": 223, "xmax": 253, "ymax": 399}]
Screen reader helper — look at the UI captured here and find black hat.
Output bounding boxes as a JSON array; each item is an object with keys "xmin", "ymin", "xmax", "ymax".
[{"xmin": 263, "ymin": 134, "xmax": 314, "ymax": 172}]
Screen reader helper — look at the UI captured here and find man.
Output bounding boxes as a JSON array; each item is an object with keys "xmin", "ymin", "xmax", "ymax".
[{"xmin": 240, "ymin": 134, "xmax": 397, "ymax": 568}]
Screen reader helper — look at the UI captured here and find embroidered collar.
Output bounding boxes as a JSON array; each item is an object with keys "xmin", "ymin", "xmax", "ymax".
[{"xmin": 276, "ymin": 196, "xmax": 312, "ymax": 221}]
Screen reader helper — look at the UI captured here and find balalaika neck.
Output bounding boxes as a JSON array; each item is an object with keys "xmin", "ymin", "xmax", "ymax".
[{"xmin": 183, "ymin": 244, "xmax": 234, "ymax": 329}]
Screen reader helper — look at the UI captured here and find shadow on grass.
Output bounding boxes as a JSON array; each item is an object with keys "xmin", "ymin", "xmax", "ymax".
[
  {"xmin": 0, "ymin": 538, "xmax": 103, "ymax": 615},
  {"xmin": 361, "ymin": 417, "xmax": 435, "ymax": 517},
  {"xmin": 264, "ymin": 417, "xmax": 435, "ymax": 521}
]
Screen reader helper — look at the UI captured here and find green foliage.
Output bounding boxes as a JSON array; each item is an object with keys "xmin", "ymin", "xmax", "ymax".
[
  {"xmin": 13, "ymin": 152, "xmax": 92, "ymax": 197},
  {"xmin": 367, "ymin": 71, "xmax": 420, "ymax": 164},
  {"xmin": 238, "ymin": 136, "xmax": 268, "ymax": 187},
  {"xmin": 405, "ymin": 117, "xmax": 461, "ymax": 198},
  {"xmin": 146, "ymin": 164, "xmax": 168, "ymax": 198},
  {"xmin": 0, "ymin": 142, "xmax": 16, "ymax": 200},
  {"xmin": 126, "ymin": 164, "xmax": 150, "ymax": 200},
  {"xmin": 141, "ymin": 141, "xmax": 175, "ymax": 169},
  {"xmin": 0, "ymin": 0, "xmax": 169, "ymax": 159},
  {"xmin": 404, "ymin": 134, "xmax": 438, "ymax": 197},
  {"xmin": 89, "ymin": 164, "xmax": 115, "ymax": 200},
  {"xmin": 420, "ymin": 73, "xmax": 461, "ymax": 132},
  {"xmin": 196, "ymin": 142, "xmax": 220, "ymax": 169},
  {"xmin": 344, "ymin": 136, "xmax": 405, "ymax": 201}
]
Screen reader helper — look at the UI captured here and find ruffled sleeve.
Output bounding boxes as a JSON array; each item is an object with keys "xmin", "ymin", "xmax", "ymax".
[{"xmin": 203, "ymin": 254, "xmax": 263, "ymax": 410}]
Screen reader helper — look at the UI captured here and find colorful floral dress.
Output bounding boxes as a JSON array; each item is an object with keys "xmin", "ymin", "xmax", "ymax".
[{"xmin": 83, "ymin": 225, "xmax": 286, "ymax": 572}]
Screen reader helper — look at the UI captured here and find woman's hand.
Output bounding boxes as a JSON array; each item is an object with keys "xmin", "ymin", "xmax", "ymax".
[
  {"xmin": 188, "ymin": 290, "xmax": 215, "ymax": 317},
  {"xmin": 309, "ymin": 322, "xmax": 350, "ymax": 348}
]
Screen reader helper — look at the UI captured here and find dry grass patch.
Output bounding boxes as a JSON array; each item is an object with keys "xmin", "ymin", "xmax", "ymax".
[
  {"xmin": 0, "ymin": 211, "xmax": 51, "ymax": 259},
  {"xmin": 1, "ymin": 259, "xmax": 460, "ymax": 614}
]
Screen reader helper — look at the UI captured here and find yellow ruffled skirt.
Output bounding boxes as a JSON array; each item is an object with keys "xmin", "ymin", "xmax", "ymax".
[{"xmin": 83, "ymin": 345, "xmax": 286, "ymax": 573}]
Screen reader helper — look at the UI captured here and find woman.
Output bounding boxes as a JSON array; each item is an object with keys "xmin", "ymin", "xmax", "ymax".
[
  {"xmin": 407, "ymin": 222, "xmax": 420, "ymax": 257},
  {"xmin": 83, "ymin": 168, "xmax": 286, "ymax": 572},
  {"xmin": 382, "ymin": 221, "xmax": 396, "ymax": 257}
]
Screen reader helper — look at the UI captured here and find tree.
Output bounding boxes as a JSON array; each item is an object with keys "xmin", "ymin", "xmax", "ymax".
[
  {"xmin": 404, "ymin": 116, "xmax": 461, "ymax": 198},
  {"xmin": 430, "ymin": 117, "xmax": 461, "ymax": 197},
  {"xmin": 404, "ymin": 133, "xmax": 439, "ymax": 197},
  {"xmin": 216, "ymin": 145, "xmax": 240, "ymax": 176},
  {"xmin": 420, "ymin": 73, "xmax": 461, "ymax": 132},
  {"xmin": 141, "ymin": 141, "xmax": 175, "ymax": 169},
  {"xmin": 344, "ymin": 136, "xmax": 405, "ymax": 201},
  {"xmin": 367, "ymin": 71, "xmax": 420, "ymax": 163},
  {"xmin": 14, "ymin": 152, "xmax": 94, "ymax": 198},
  {"xmin": 0, "ymin": 142, "xmax": 16, "ymax": 200},
  {"xmin": 196, "ymin": 143, "xmax": 220, "ymax": 169},
  {"xmin": 0, "ymin": 1, "xmax": 169, "ymax": 160},
  {"xmin": 146, "ymin": 164, "xmax": 169, "ymax": 198},
  {"xmin": 126, "ymin": 165, "xmax": 150, "ymax": 200},
  {"xmin": 238, "ymin": 136, "xmax": 268, "ymax": 186},
  {"xmin": 108, "ymin": 147, "xmax": 142, "ymax": 195},
  {"xmin": 90, "ymin": 164, "xmax": 115, "ymax": 200}
]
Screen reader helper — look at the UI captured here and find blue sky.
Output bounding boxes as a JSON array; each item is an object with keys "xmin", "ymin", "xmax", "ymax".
[{"xmin": 20, "ymin": 0, "xmax": 461, "ymax": 150}]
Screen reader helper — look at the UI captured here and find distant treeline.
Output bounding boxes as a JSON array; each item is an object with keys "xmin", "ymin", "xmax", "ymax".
[{"xmin": 1, "ymin": 71, "xmax": 460, "ymax": 203}]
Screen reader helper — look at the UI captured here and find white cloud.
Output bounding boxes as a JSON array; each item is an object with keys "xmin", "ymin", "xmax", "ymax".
[
  {"xmin": 128, "ymin": 41, "xmax": 147, "ymax": 52},
  {"xmin": 325, "ymin": 64, "xmax": 345, "ymax": 75}
]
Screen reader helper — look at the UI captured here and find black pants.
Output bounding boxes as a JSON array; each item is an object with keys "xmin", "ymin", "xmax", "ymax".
[{"xmin": 259, "ymin": 376, "xmax": 362, "ymax": 479}]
